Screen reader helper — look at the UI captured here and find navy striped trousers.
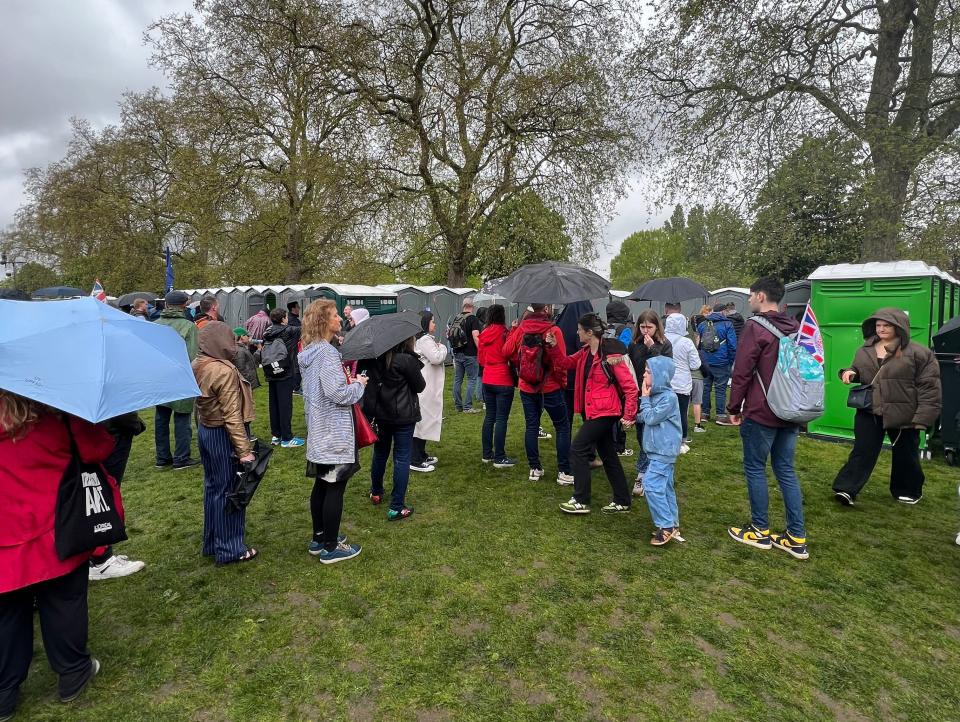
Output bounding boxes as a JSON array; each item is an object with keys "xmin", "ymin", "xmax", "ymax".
[{"xmin": 198, "ymin": 425, "xmax": 248, "ymax": 564}]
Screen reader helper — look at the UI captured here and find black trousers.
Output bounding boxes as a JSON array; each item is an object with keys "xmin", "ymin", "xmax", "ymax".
[
  {"xmin": 832, "ymin": 410, "xmax": 925, "ymax": 500},
  {"xmin": 677, "ymin": 393, "xmax": 690, "ymax": 439},
  {"xmin": 0, "ymin": 564, "xmax": 93, "ymax": 715},
  {"xmin": 570, "ymin": 416, "xmax": 630, "ymax": 506},
  {"xmin": 267, "ymin": 376, "xmax": 296, "ymax": 441},
  {"xmin": 91, "ymin": 431, "xmax": 134, "ymax": 565},
  {"xmin": 612, "ymin": 422, "xmax": 627, "ymax": 453},
  {"xmin": 411, "ymin": 437, "xmax": 428, "ymax": 465}
]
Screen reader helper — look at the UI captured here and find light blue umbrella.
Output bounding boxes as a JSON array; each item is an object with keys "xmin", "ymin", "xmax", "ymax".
[{"xmin": 0, "ymin": 297, "xmax": 201, "ymax": 422}]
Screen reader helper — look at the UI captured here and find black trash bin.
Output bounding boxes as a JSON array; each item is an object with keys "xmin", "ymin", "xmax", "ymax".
[{"xmin": 933, "ymin": 316, "xmax": 960, "ymax": 465}]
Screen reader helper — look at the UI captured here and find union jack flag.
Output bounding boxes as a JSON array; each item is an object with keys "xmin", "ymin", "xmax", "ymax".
[
  {"xmin": 797, "ymin": 303, "xmax": 824, "ymax": 365},
  {"xmin": 90, "ymin": 279, "xmax": 107, "ymax": 302}
]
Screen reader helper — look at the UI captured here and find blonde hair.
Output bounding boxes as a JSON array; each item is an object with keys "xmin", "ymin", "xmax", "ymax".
[
  {"xmin": 302, "ymin": 299, "xmax": 338, "ymax": 345},
  {"xmin": 0, "ymin": 390, "xmax": 46, "ymax": 439},
  {"xmin": 699, "ymin": 304, "xmax": 712, "ymax": 317}
]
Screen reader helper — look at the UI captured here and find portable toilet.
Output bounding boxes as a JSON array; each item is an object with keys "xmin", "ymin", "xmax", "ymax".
[
  {"xmin": 807, "ymin": 261, "xmax": 960, "ymax": 443},
  {"xmin": 379, "ymin": 284, "xmax": 430, "ymax": 314},
  {"xmin": 783, "ymin": 280, "xmax": 812, "ymax": 322},
  {"xmin": 473, "ymin": 290, "xmax": 522, "ymax": 325},
  {"xmin": 708, "ymin": 287, "xmax": 750, "ymax": 315},
  {"xmin": 305, "ymin": 284, "xmax": 398, "ymax": 316}
]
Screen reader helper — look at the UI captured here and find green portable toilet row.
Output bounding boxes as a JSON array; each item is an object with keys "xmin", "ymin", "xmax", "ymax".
[
  {"xmin": 806, "ymin": 261, "xmax": 960, "ymax": 445},
  {"xmin": 304, "ymin": 284, "xmax": 398, "ymax": 317}
]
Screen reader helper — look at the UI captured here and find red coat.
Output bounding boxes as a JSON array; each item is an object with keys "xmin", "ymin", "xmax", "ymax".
[
  {"xmin": 477, "ymin": 324, "xmax": 515, "ymax": 387},
  {"xmin": 0, "ymin": 414, "xmax": 115, "ymax": 593},
  {"xmin": 549, "ymin": 345, "xmax": 639, "ymax": 421},
  {"xmin": 502, "ymin": 315, "xmax": 567, "ymax": 394}
]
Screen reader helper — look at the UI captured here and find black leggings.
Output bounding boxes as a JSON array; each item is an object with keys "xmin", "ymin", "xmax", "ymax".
[
  {"xmin": 411, "ymin": 437, "xmax": 428, "ymax": 465},
  {"xmin": 677, "ymin": 393, "xmax": 690, "ymax": 439},
  {"xmin": 310, "ymin": 477, "xmax": 349, "ymax": 551}
]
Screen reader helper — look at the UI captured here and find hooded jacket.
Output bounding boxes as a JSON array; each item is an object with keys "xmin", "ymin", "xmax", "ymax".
[
  {"xmin": 727, "ymin": 310, "xmax": 799, "ymax": 428},
  {"xmin": 697, "ymin": 312, "xmax": 737, "ymax": 367},
  {"xmin": 361, "ymin": 349, "xmax": 426, "ymax": 426},
  {"xmin": 503, "ymin": 312, "xmax": 566, "ymax": 394},
  {"xmin": 605, "ymin": 301, "xmax": 633, "ymax": 345},
  {"xmin": 554, "ymin": 301, "xmax": 593, "ymax": 390},
  {"xmin": 192, "ymin": 322, "xmax": 255, "ymax": 457},
  {"xmin": 547, "ymin": 342, "xmax": 638, "ymax": 421},
  {"xmin": 262, "ymin": 323, "xmax": 301, "ymax": 381},
  {"xmin": 156, "ymin": 308, "xmax": 199, "ymax": 413},
  {"xmin": 841, "ymin": 308, "xmax": 941, "ymax": 429},
  {"xmin": 477, "ymin": 324, "xmax": 515, "ymax": 387},
  {"xmin": 300, "ymin": 340, "xmax": 366, "ymax": 465},
  {"xmin": 639, "ymin": 356, "xmax": 683, "ymax": 461},
  {"xmin": 663, "ymin": 313, "xmax": 701, "ymax": 395},
  {"xmin": 726, "ymin": 311, "xmax": 746, "ymax": 342}
]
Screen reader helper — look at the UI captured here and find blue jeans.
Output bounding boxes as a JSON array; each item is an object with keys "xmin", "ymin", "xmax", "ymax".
[
  {"xmin": 370, "ymin": 422, "xmax": 414, "ymax": 511},
  {"xmin": 482, "ymin": 384, "xmax": 515, "ymax": 460},
  {"xmin": 155, "ymin": 405, "xmax": 193, "ymax": 465},
  {"xmin": 740, "ymin": 419, "xmax": 806, "ymax": 537},
  {"xmin": 644, "ymin": 457, "xmax": 679, "ymax": 528},
  {"xmin": 520, "ymin": 390, "xmax": 571, "ymax": 473},
  {"xmin": 702, "ymin": 363, "xmax": 732, "ymax": 417},
  {"xmin": 453, "ymin": 353, "xmax": 479, "ymax": 410}
]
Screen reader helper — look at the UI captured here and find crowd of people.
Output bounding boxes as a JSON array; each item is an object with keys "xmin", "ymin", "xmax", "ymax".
[{"xmin": 0, "ymin": 274, "xmax": 948, "ymax": 719}]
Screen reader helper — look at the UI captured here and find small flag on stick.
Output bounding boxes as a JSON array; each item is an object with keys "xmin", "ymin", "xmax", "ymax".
[
  {"xmin": 90, "ymin": 279, "xmax": 107, "ymax": 303},
  {"xmin": 797, "ymin": 303, "xmax": 824, "ymax": 365}
]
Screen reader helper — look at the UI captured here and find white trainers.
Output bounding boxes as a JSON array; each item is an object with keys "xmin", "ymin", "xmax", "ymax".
[
  {"xmin": 679, "ymin": 443, "xmax": 690, "ymax": 454},
  {"xmin": 537, "ymin": 427, "xmax": 552, "ymax": 440},
  {"xmin": 89, "ymin": 555, "xmax": 145, "ymax": 581},
  {"xmin": 529, "ymin": 467, "xmax": 545, "ymax": 481},
  {"xmin": 557, "ymin": 471, "xmax": 574, "ymax": 486}
]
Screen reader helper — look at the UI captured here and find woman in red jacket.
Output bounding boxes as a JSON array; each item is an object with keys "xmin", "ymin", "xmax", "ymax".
[
  {"xmin": 545, "ymin": 313, "xmax": 639, "ymax": 515},
  {"xmin": 477, "ymin": 304, "xmax": 517, "ymax": 467},
  {"xmin": 0, "ymin": 391, "xmax": 111, "ymax": 718}
]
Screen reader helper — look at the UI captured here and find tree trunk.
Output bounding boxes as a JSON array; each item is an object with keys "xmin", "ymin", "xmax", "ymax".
[
  {"xmin": 284, "ymin": 210, "xmax": 304, "ymax": 283},
  {"xmin": 446, "ymin": 229, "xmax": 469, "ymax": 287},
  {"xmin": 861, "ymin": 142, "xmax": 917, "ymax": 262}
]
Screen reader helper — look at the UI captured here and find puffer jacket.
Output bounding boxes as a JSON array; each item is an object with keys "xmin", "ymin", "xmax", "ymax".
[
  {"xmin": 548, "ymin": 343, "xmax": 638, "ymax": 421},
  {"xmin": 300, "ymin": 341, "xmax": 365, "ymax": 465},
  {"xmin": 503, "ymin": 313, "xmax": 567, "ymax": 393},
  {"xmin": 262, "ymin": 323, "xmax": 301, "ymax": 381},
  {"xmin": 639, "ymin": 356, "xmax": 683, "ymax": 461},
  {"xmin": 663, "ymin": 313, "xmax": 701, "ymax": 395},
  {"xmin": 361, "ymin": 350, "xmax": 426, "ymax": 427},
  {"xmin": 841, "ymin": 308, "xmax": 941, "ymax": 429},
  {"xmin": 697, "ymin": 312, "xmax": 737, "ymax": 366}
]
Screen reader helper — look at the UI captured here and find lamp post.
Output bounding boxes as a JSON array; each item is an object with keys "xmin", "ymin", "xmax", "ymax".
[{"xmin": 1, "ymin": 253, "xmax": 25, "ymax": 282}]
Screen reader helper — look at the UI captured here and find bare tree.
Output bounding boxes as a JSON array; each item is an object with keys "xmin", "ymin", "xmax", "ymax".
[{"xmin": 637, "ymin": 0, "xmax": 960, "ymax": 261}]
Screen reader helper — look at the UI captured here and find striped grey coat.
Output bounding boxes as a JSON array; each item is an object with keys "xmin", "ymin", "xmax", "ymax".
[{"xmin": 300, "ymin": 340, "xmax": 366, "ymax": 465}]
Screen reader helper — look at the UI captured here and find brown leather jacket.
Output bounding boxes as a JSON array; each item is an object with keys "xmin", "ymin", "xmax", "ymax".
[
  {"xmin": 841, "ymin": 308, "xmax": 941, "ymax": 429},
  {"xmin": 192, "ymin": 356, "xmax": 254, "ymax": 457}
]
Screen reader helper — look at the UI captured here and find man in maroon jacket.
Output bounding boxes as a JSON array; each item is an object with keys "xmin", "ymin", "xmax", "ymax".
[
  {"xmin": 503, "ymin": 304, "xmax": 572, "ymax": 483},
  {"xmin": 725, "ymin": 277, "xmax": 809, "ymax": 561}
]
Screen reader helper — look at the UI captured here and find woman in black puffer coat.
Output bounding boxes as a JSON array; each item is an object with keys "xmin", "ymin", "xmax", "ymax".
[{"xmin": 363, "ymin": 337, "xmax": 426, "ymax": 520}]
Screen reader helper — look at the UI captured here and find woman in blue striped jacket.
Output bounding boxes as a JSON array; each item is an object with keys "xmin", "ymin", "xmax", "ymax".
[{"xmin": 299, "ymin": 300, "xmax": 368, "ymax": 565}]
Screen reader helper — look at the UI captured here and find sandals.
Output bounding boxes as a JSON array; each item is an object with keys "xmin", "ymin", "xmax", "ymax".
[{"xmin": 215, "ymin": 547, "xmax": 259, "ymax": 567}]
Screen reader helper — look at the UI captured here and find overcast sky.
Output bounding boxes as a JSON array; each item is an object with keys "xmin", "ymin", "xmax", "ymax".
[{"xmin": 0, "ymin": 0, "xmax": 665, "ymax": 280}]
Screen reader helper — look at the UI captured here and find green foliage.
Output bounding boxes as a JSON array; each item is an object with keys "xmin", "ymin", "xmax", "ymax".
[
  {"xmin": 681, "ymin": 203, "xmax": 752, "ymax": 288},
  {"xmin": 470, "ymin": 192, "xmax": 572, "ymax": 281},
  {"xmin": 610, "ymin": 229, "xmax": 687, "ymax": 290},
  {"xmin": 3, "ymin": 262, "xmax": 59, "ymax": 293},
  {"xmin": 748, "ymin": 135, "xmax": 864, "ymax": 282}
]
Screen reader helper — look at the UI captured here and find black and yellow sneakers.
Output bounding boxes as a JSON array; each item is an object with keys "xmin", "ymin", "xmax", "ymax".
[
  {"xmin": 727, "ymin": 523, "xmax": 772, "ymax": 550},
  {"xmin": 770, "ymin": 531, "xmax": 810, "ymax": 560}
]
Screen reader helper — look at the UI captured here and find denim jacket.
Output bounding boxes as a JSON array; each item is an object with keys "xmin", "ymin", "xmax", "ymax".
[{"xmin": 637, "ymin": 356, "xmax": 682, "ymax": 462}]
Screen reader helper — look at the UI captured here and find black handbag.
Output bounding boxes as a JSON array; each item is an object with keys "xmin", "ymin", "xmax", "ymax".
[
  {"xmin": 846, "ymin": 384, "xmax": 874, "ymax": 411},
  {"xmin": 54, "ymin": 420, "xmax": 127, "ymax": 560}
]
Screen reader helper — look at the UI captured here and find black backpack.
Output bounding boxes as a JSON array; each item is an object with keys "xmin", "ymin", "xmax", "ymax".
[
  {"xmin": 447, "ymin": 313, "xmax": 470, "ymax": 350},
  {"xmin": 700, "ymin": 320, "xmax": 721, "ymax": 353}
]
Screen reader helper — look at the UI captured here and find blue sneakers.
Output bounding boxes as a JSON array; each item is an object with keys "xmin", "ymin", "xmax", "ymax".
[
  {"xmin": 318, "ymin": 543, "xmax": 362, "ymax": 565},
  {"xmin": 308, "ymin": 535, "xmax": 347, "ymax": 556},
  {"xmin": 281, "ymin": 437, "xmax": 305, "ymax": 448}
]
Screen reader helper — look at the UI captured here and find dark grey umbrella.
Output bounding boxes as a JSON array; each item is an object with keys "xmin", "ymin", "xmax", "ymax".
[
  {"xmin": 228, "ymin": 440, "xmax": 273, "ymax": 512},
  {"xmin": 338, "ymin": 311, "xmax": 424, "ymax": 361},
  {"xmin": 627, "ymin": 277, "xmax": 709, "ymax": 303},
  {"xmin": 117, "ymin": 291, "xmax": 158, "ymax": 307},
  {"xmin": 496, "ymin": 262, "xmax": 610, "ymax": 304},
  {"xmin": 31, "ymin": 286, "xmax": 85, "ymax": 299}
]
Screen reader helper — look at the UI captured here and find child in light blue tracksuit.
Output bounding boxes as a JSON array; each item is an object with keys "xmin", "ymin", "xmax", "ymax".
[{"xmin": 638, "ymin": 356, "xmax": 684, "ymax": 546}]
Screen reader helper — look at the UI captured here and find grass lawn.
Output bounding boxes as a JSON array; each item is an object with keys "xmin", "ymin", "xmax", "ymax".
[{"xmin": 15, "ymin": 371, "xmax": 960, "ymax": 721}]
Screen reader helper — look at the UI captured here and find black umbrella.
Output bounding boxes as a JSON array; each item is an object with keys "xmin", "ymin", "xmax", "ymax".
[
  {"xmin": 31, "ymin": 286, "xmax": 85, "ymax": 299},
  {"xmin": 117, "ymin": 291, "xmax": 158, "ymax": 307},
  {"xmin": 496, "ymin": 262, "xmax": 610, "ymax": 304},
  {"xmin": 338, "ymin": 311, "xmax": 424, "ymax": 361},
  {"xmin": 627, "ymin": 277, "xmax": 709, "ymax": 302},
  {"xmin": 228, "ymin": 440, "xmax": 273, "ymax": 512},
  {"xmin": 0, "ymin": 289, "xmax": 31, "ymax": 301}
]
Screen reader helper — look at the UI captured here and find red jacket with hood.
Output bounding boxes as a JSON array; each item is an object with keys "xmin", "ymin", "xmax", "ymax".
[
  {"xmin": 1, "ymin": 413, "xmax": 116, "ymax": 593},
  {"xmin": 502, "ymin": 313, "xmax": 566, "ymax": 394},
  {"xmin": 477, "ymin": 324, "xmax": 515, "ymax": 387},
  {"xmin": 727, "ymin": 310, "xmax": 800, "ymax": 428},
  {"xmin": 548, "ymin": 344, "xmax": 639, "ymax": 421}
]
